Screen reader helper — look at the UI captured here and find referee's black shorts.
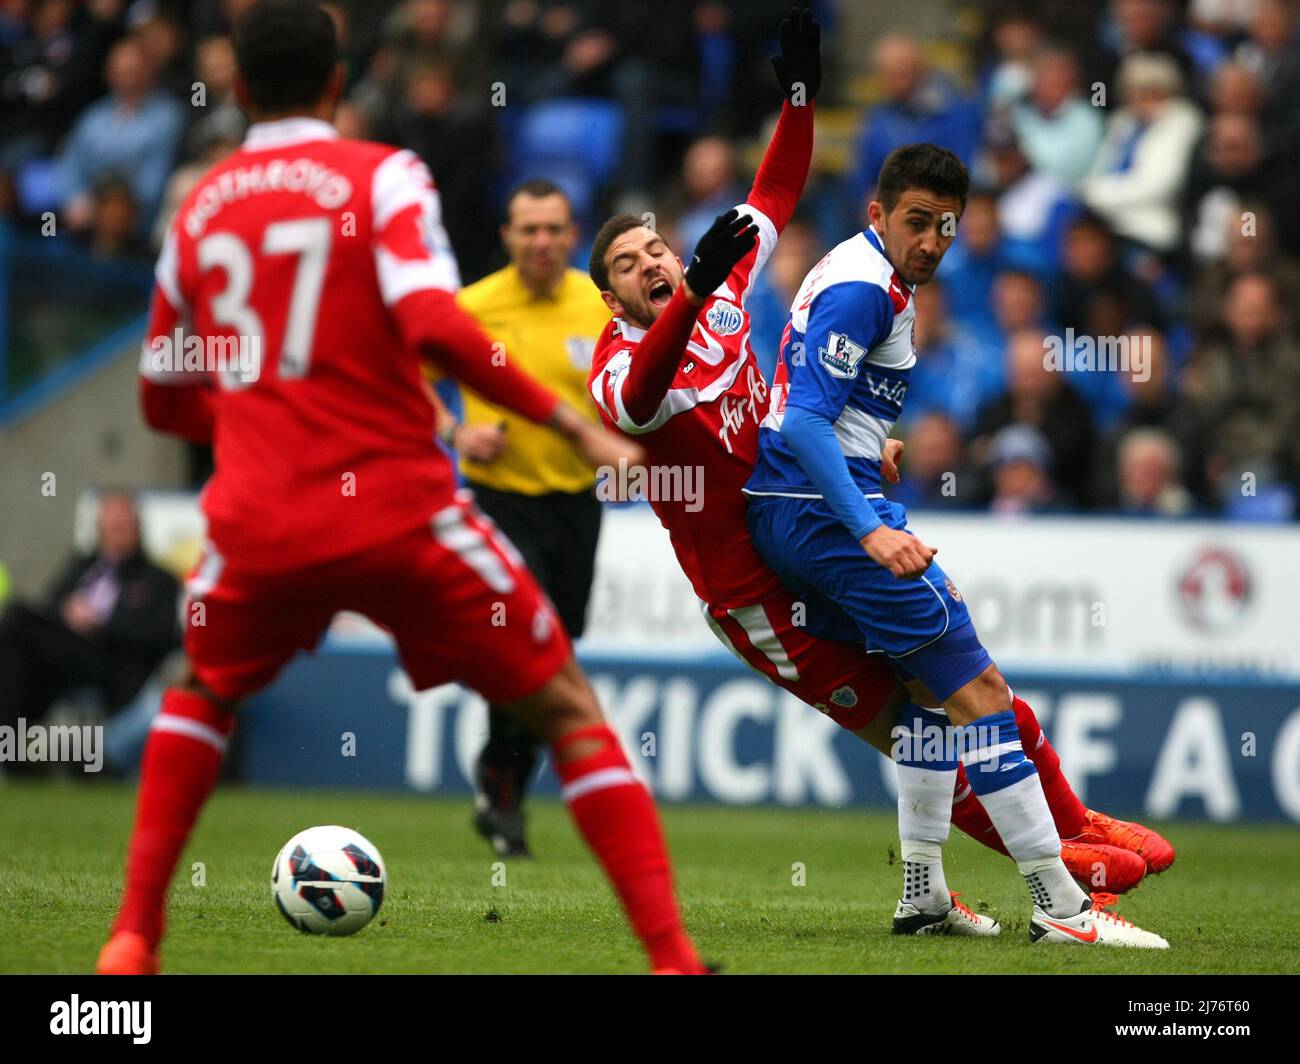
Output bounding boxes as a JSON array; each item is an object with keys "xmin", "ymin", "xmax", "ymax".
[{"xmin": 468, "ymin": 483, "xmax": 602, "ymax": 639}]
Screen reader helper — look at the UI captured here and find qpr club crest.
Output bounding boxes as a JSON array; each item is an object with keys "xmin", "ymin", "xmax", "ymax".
[{"xmin": 706, "ymin": 300, "xmax": 744, "ymax": 336}]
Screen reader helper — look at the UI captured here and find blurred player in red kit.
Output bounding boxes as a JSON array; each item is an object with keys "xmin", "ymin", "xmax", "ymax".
[
  {"xmin": 97, "ymin": 0, "xmax": 706, "ymax": 975},
  {"xmin": 586, "ymin": 6, "xmax": 1173, "ymax": 929}
]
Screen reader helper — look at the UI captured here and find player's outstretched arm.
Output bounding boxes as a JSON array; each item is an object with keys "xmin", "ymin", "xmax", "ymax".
[
  {"xmin": 748, "ymin": 5, "xmax": 820, "ymax": 232},
  {"xmin": 408, "ymin": 289, "xmax": 642, "ymax": 470},
  {"xmin": 618, "ymin": 209, "xmax": 759, "ymax": 426}
]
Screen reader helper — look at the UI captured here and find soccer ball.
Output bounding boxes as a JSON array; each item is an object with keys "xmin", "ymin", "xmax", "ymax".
[{"xmin": 271, "ymin": 825, "xmax": 386, "ymax": 935}]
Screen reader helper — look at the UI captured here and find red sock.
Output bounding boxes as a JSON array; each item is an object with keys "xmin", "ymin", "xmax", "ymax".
[
  {"xmin": 1012, "ymin": 694, "xmax": 1088, "ymax": 838},
  {"xmin": 949, "ymin": 764, "xmax": 1008, "ymax": 855},
  {"xmin": 111, "ymin": 688, "xmax": 235, "ymax": 950},
  {"xmin": 553, "ymin": 725, "xmax": 702, "ymax": 974}
]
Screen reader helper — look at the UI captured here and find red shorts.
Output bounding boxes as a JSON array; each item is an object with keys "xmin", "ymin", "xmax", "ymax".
[
  {"xmin": 184, "ymin": 491, "xmax": 570, "ymax": 703},
  {"xmin": 702, "ymin": 588, "xmax": 898, "ymax": 731}
]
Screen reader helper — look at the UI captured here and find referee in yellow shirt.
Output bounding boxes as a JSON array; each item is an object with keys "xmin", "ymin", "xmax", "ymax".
[{"xmin": 446, "ymin": 179, "xmax": 610, "ymax": 857}]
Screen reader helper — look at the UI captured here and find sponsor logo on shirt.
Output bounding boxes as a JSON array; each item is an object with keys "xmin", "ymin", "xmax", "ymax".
[
  {"xmin": 706, "ymin": 300, "xmax": 744, "ymax": 337},
  {"xmin": 818, "ymin": 331, "xmax": 868, "ymax": 379}
]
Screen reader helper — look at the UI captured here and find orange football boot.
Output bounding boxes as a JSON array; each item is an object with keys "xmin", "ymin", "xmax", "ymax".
[
  {"xmin": 1060, "ymin": 840, "xmax": 1146, "ymax": 893},
  {"xmin": 96, "ymin": 931, "xmax": 158, "ymax": 975},
  {"xmin": 1072, "ymin": 810, "xmax": 1176, "ymax": 874}
]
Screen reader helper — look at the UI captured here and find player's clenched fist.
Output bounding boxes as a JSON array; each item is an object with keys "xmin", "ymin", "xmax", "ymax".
[
  {"xmin": 772, "ymin": 5, "xmax": 821, "ymax": 104},
  {"xmin": 683, "ymin": 208, "xmax": 760, "ymax": 302},
  {"xmin": 860, "ymin": 524, "xmax": 937, "ymax": 580}
]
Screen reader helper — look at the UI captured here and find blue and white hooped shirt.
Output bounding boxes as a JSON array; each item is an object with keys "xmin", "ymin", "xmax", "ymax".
[{"xmin": 745, "ymin": 226, "xmax": 916, "ymax": 500}]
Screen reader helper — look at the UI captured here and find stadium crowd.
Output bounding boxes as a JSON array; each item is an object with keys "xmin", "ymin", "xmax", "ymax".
[{"xmin": 1, "ymin": 0, "xmax": 1298, "ymax": 519}]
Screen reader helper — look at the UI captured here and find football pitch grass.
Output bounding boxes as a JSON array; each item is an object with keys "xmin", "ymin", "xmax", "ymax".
[{"xmin": 2, "ymin": 780, "xmax": 1296, "ymax": 974}]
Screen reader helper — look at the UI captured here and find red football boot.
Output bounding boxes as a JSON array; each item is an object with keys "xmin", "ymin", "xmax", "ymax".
[
  {"xmin": 1061, "ymin": 840, "xmax": 1147, "ymax": 894},
  {"xmin": 96, "ymin": 931, "xmax": 158, "ymax": 975},
  {"xmin": 1072, "ymin": 810, "xmax": 1176, "ymax": 874}
]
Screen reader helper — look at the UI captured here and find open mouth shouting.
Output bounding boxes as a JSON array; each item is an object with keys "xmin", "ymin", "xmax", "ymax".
[{"xmin": 647, "ymin": 276, "xmax": 674, "ymax": 308}]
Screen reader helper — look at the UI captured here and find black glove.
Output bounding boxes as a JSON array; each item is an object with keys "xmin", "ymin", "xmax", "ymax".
[
  {"xmin": 684, "ymin": 208, "xmax": 759, "ymax": 299},
  {"xmin": 771, "ymin": 5, "xmax": 821, "ymax": 104}
]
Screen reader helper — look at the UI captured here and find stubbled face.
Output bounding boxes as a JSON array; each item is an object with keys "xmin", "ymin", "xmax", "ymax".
[
  {"xmin": 502, "ymin": 193, "xmax": 576, "ymax": 292},
  {"xmin": 869, "ymin": 189, "xmax": 963, "ymax": 287},
  {"xmin": 600, "ymin": 226, "xmax": 684, "ymax": 328}
]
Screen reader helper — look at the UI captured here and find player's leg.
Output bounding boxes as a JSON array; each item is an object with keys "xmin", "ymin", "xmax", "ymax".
[
  {"xmin": 899, "ymin": 680, "xmax": 1152, "ymax": 892},
  {"xmin": 700, "ymin": 592, "xmax": 999, "ymax": 929},
  {"xmin": 98, "ymin": 552, "xmax": 334, "ymax": 974},
  {"xmin": 97, "ymin": 669, "xmax": 240, "ymax": 974},
  {"xmin": 909, "ymin": 658, "xmax": 1167, "ymax": 947},
  {"xmin": 499, "ymin": 655, "xmax": 703, "ymax": 973},
  {"xmin": 748, "ymin": 495, "xmax": 1167, "ymax": 945},
  {"xmin": 465, "ymin": 486, "xmax": 551, "ymax": 857},
  {"xmin": 378, "ymin": 496, "xmax": 703, "ymax": 973}
]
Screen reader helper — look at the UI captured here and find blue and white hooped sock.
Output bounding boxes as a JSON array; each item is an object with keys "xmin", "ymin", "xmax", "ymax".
[
  {"xmin": 894, "ymin": 703, "xmax": 957, "ymax": 914},
  {"xmin": 960, "ymin": 709, "xmax": 1088, "ymax": 917}
]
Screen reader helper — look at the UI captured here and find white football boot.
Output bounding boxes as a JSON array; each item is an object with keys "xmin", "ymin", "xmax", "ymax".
[
  {"xmin": 1030, "ymin": 892, "xmax": 1169, "ymax": 948},
  {"xmin": 893, "ymin": 892, "xmax": 1001, "ymax": 936}
]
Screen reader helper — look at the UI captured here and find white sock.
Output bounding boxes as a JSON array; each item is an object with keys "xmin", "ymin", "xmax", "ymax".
[
  {"xmin": 1021, "ymin": 857, "xmax": 1090, "ymax": 918},
  {"xmin": 901, "ymin": 840, "xmax": 950, "ymax": 914},
  {"xmin": 896, "ymin": 757, "xmax": 957, "ymax": 915}
]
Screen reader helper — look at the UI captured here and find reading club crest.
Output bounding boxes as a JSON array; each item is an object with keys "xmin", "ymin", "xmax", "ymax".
[{"xmin": 706, "ymin": 300, "xmax": 744, "ymax": 336}]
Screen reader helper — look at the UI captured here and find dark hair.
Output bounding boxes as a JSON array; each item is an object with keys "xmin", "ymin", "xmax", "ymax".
[
  {"xmin": 876, "ymin": 143, "xmax": 970, "ymax": 213},
  {"xmin": 233, "ymin": 0, "xmax": 338, "ymax": 114},
  {"xmin": 588, "ymin": 213, "xmax": 649, "ymax": 291},
  {"xmin": 505, "ymin": 178, "xmax": 572, "ymax": 224}
]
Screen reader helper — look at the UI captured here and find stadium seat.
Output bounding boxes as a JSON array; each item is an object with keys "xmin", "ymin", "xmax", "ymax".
[{"xmin": 509, "ymin": 99, "xmax": 626, "ymax": 226}]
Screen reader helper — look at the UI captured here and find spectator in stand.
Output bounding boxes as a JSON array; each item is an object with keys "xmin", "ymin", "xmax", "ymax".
[
  {"xmin": 498, "ymin": 1, "xmax": 705, "ymax": 201},
  {"xmin": 748, "ymin": 216, "xmax": 821, "ymax": 382},
  {"xmin": 1097, "ymin": 0, "xmax": 1201, "ymax": 92},
  {"xmin": 187, "ymin": 35, "xmax": 244, "ymax": 140},
  {"xmin": 1210, "ymin": 61, "xmax": 1263, "ymax": 119},
  {"xmin": 981, "ymin": 116, "xmax": 1078, "ymax": 277},
  {"xmin": 58, "ymin": 35, "xmax": 185, "ymax": 234},
  {"xmin": 0, "ymin": 0, "xmax": 125, "ymax": 169},
  {"xmin": 133, "ymin": 11, "xmax": 189, "ymax": 101},
  {"xmin": 981, "ymin": 7, "xmax": 1042, "ymax": 110},
  {"xmin": 905, "ymin": 280, "xmax": 1005, "ymax": 432},
  {"xmin": 1081, "ymin": 52, "xmax": 1204, "ymax": 258},
  {"xmin": 1232, "ymin": 0, "xmax": 1300, "ymax": 157},
  {"xmin": 935, "ymin": 189, "xmax": 1006, "ymax": 337},
  {"xmin": 1185, "ymin": 271, "xmax": 1300, "ymax": 510},
  {"xmin": 1183, "ymin": 111, "xmax": 1300, "ymax": 264},
  {"xmin": 151, "ymin": 114, "xmax": 243, "ymax": 250},
  {"xmin": 374, "ymin": 58, "xmax": 497, "ymax": 282},
  {"xmin": 1188, "ymin": 201, "xmax": 1300, "ymax": 337},
  {"xmin": 987, "ymin": 424, "xmax": 1060, "ymax": 515},
  {"xmin": 990, "ymin": 268, "xmax": 1051, "ymax": 347},
  {"xmin": 1009, "ymin": 44, "xmax": 1105, "ymax": 186},
  {"xmin": 86, "ymin": 176, "xmax": 148, "ymax": 261},
  {"xmin": 890, "ymin": 412, "xmax": 981, "ymax": 511},
  {"xmin": 1054, "ymin": 211, "xmax": 1166, "ymax": 335},
  {"xmin": 675, "ymin": 135, "xmax": 745, "ymax": 262},
  {"xmin": 1114, "ymin": 427, "xmax": 1197, "ymax": 516},
  {"xmin": 973, "ymin": 328, "xmax": 1096, "ymax": 506},
  {"xmin": 0, "ymin": 491, "xmax": 179, "ymax": 750},
  {"xmin": 1092, "ymin": 328, "xmax": 1208, "ymax": 507},
  {"xmin": 854, "ymin": 33, "xmax": 983, "ymax": 208}
]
